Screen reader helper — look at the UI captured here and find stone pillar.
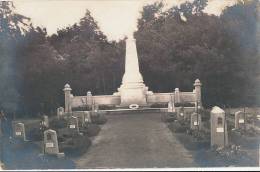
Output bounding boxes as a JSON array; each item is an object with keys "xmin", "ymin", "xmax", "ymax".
[
  {"xmin": 194, "ymin": 79, "xmax": 202, "ymax": 106},
  {"xmin": 210, "ymin": 106, "xmax": 228, "ymax": 147},
  {"xmin": 86, "ymin": 91, "xmax": 93, "ymax": 108},
  {"xmin": 63, "ymin": 84, "xmax": 72, "ymax": 113},
  {"xmin": 174, "ymin": 88, "xmax": 180, "ymax": 103}
]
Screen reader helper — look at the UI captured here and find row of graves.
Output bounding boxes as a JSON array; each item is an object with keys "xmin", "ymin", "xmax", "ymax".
[
  {"xmin": 11, "ymin": 105, "xmax": 107, "ymax": 159},
  {"xmin": 163, "ymin": 102, "xmax": 260, "ymax": 167}
]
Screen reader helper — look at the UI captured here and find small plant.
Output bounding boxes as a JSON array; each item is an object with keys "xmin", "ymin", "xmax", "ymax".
[{"xmin": 212, "ymin": 144, "xmax": 248, "ymax": 165}]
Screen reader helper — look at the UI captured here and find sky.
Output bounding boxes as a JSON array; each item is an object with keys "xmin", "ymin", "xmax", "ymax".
[{"xmin": 13, "ymin": 0, "xmax": 238, "ymax": 41}]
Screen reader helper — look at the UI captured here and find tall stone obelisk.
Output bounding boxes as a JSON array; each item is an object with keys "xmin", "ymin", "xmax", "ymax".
[{"xmin": 115, "ymin": 35, "xmax": 150, "ymax": 106}]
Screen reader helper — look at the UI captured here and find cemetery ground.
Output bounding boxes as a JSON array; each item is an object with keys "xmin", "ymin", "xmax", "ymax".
[{"xmin": 0, "ymin": 110, "xmax": 259, "ymax": 169}]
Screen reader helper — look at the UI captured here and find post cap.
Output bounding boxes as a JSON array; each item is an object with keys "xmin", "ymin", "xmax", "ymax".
[
  {"xmin": 63, "ymin": 83, "xmax": 72, "ymax": 91},
  {"xmin": 211, "ymin": 106, "xmax": 225, "ymax": 114},
  {"xmin": 175, "ymin": 88, "xmax": 179, "ymax": 92},
  {"xmin": 87, "ymin": 91, "xmax": 92, "ymax": 96},
  {"xmin": 194, "ymin": 79, "xmax": 202, "ymax": 86}
]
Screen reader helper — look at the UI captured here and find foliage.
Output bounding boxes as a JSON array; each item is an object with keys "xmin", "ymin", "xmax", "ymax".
[
  {"xmin": 49, "ymin": 117, "xmax": 67, "ymax": 129},
  {"xmin": 0, "ymin": 1, "xmax": 259, "ymax": 117},
  {"xmin": 59, "ymin": 134, "xmax": 91, "ymax": 156},
  {"xmin": 91, "ymin": 112, "xmax": 107, "ymax": 125},
  {"xmin": 135, "ymin": 0, "xmax": 259, "ymax": 108}
]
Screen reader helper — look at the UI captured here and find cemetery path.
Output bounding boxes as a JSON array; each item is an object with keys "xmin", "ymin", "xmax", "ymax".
[{"xmin": 74, "ymin": 112, "xmax": 197, "ymax": 168}]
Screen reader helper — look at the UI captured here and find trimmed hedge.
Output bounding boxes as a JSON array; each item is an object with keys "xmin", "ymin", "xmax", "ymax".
[
  {"xmin": 60, "ymin": 134, "xmax": 91, "ymax": 156},
  {"xmin": 168, "ymin": 121, "xmax": 189, "ymax": 133},
  {"xmin": 49, "ymin": 118, "xmax": 67, "ymax": 129},
  {"xmin": 98, "ymin": 105, "xmax": 116, "ymax": 110},
  {"xmin": 161, "ymin": 112, "xmax": 177, "ymax": 122},
  {"xmin": 27, "ymin": 127, "xmax": 43, "ymax": 141},
  {"xmin": 91, "ymin": 113, "xmax": 107, "ymax": 125},
  {"xmin": 175, "ymin": 102, "xmax": 194, "ymax": 107},
  {"xmin": 150, "ymin": 103, "xmax": 168, "ymax": 108},
  {"xmin": 80, "ymin": 124, "xmax": 101, "ymax": 137}
]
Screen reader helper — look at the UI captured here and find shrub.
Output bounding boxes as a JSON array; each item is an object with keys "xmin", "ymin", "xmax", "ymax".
[
  {"xmin": 81, "ymin": 124, "xmax": 101, "ymax": 137},
  {"xmin": 49, "ymin": 118, "xmax": 67, "ymax": 129},
  {"xmin": 161, "ymin": 112, "xmax": 177, "ymax": 122},
  {"xmin": 27, "ymin": 127, "xmax": 43, "ymax": 141},
  {"xmin": 168, "ymin": 121, "xmax": 188, "ymax": 133},
  {"xmin": 91, "ymin": 112, "xmax": 107, "ymax": 125},
  {"xmin": 60, "ymin": 135, "xmax": 91, "ymax": 156}
]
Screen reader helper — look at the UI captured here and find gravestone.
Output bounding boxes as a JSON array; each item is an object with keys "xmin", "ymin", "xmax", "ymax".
[
  {"xmin": 84, "ymin": 111, "xmax": 92, "ymax": 123},
  {"xmin": 13, "ymin": 122, "xmax": 27, "ymax": 141},
  {"xmin": 57, "ymin": 107, "xmax": 64, "ymax": 118},
  {"xmin": 168, "ymin": 101, "xmax": 175, "ymax": 113},
  {"xmin": 235, "ymin": 111, "xmax": 245, "ymax": 130},
  {"xmin": 44, "ymin": 129, "xmax": 64, "ymax": 157},
  {"xmin": 42, "ymin": 115, "xmax": 49, "ymax": 128},
  {"xmin": 210, "ymin": 106, "xmax": 228, "ymax": 147},
  {"xmin": 68, "ymin": 116, "xmax": 79, "ymax": 133},
  {"xmin": 190, "ymin": 112, "xmax": 202, "ymax": 130}
]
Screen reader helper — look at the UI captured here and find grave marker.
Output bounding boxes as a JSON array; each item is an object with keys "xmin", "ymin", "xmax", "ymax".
[
  {"xmin": 210, "ymin": 106, "xmax": 228, "ymax": 147},
  {"xmin": 235, "ymin": 111, "xmax": 245, "ymax": 130},
  {"xmin": 68, "ymin": 116, "xmax": 79, "ymax": 133},
  {"xmin": 57, "ymin": 107, "xmax": 64, "ymax": 118},
  {"xmin": 13, "ymin": 122, "xmax": 27, "ymax": 141},
  {"xmin": 43, "ymin": 115, "xmax": 49, "ymax": 128},
  {"xmin": 43, "ymin": 129, "xmax": 64, "ymax": 157},
  {"xmin": 190, "ymin": 112, "xmax": 202, "ymax": 130}
]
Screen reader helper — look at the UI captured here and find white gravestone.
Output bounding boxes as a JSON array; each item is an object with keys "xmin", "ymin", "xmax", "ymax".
[{"xmin": 210, "ymin": 106, "xmax": 228, "ymax": 147}]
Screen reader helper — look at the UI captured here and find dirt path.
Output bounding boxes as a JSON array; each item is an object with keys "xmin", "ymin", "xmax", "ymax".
[{"xmin": 75, "ymin": 112, "xmax": 197, "ymax": 168}]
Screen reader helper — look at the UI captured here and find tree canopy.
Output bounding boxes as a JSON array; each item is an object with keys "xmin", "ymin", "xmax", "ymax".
[{"xmin": 0, "ymin": 0, "xmax": 259, "ymax": 117}]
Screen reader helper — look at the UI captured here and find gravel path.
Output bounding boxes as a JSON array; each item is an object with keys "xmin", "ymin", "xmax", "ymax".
[{"xmin": 75, "ymin": 112, "xmax": 197, "ymax": 168}]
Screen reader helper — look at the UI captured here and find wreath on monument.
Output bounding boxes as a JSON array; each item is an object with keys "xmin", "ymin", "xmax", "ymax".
[{"xmin": 129, "ymin": 104, "xmax": 139, "ymax": 109}]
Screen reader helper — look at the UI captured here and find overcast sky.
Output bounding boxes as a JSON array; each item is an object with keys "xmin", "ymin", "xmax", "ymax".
[{"xmin": 13, "ymin": 0, "xmax": 238, "ymax": 41}]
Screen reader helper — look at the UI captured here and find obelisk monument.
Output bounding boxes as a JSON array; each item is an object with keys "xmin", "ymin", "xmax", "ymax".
[{"xmin": 114, "ymin": 35, "xmax": 151, "ymax": 106}]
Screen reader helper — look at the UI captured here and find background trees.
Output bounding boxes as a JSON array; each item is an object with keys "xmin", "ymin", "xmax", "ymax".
[
  {"xmin": 135, "ymin": 0, "xmax": 259, "ymax": 107},
  {"xmin": 0, "ymin": 0, "xmax": 259, "ymax": 117}
]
